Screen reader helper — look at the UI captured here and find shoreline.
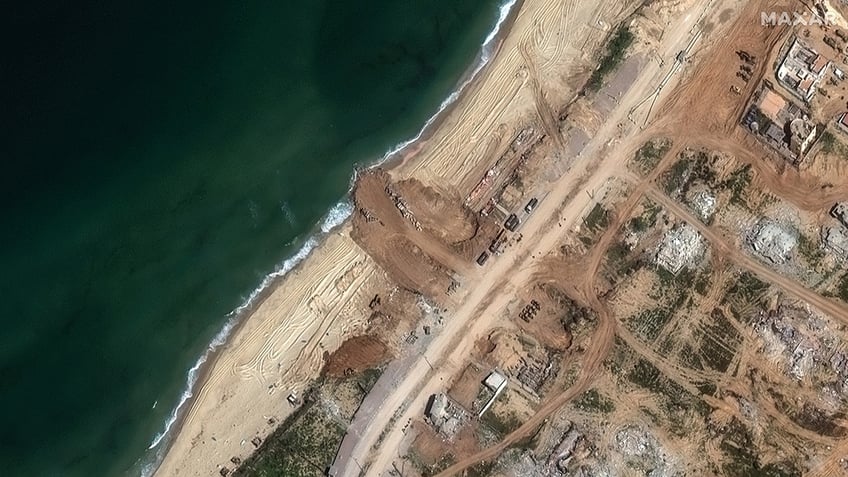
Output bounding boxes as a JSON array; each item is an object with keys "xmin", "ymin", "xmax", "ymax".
[{"xmin": 143, "ymin": 1, "xmax": 524, "ymax": 475}]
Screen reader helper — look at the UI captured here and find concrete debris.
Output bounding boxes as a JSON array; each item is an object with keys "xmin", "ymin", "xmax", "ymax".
[
  {"xmin": 822, "ymin": 224, "xmax": 848, "ymax": 260},
  {"xmin": 832, "ymin": 202, "xmax": 848, "ymax": 228},
  {"xmin": 690, "ymin": 188, "xmax": 717, "ymax": 222},
  {"xmin": 425, "ymin": 393, "xmax": 467, "ymax": 439},
  {"xmin": 655, "ymin": 223, "xmax": 706, "ymax": 274},
  {"xmin": 547, "ymin": 422, "xmax": 584, "ymax": 468},
  {"xmin": 789, "ymin": 342, "xmax": 815, "ymax": 379},
  {"xmin": 753, "ymin": 305, "xmax": 841, "ymax": 382},
  {"xmin": 385, "ymin": 185, "xmax": 422, "ymax": 231},
  {"xmin": 738, "ymin": 397, "xmax": 759, "ymax": 421},
  {"xmin": 613, "ymin": 426, "xmax": 676, "ymax": 477},
  {"xmin": 515, "ymin": 354, "xmax": 552, "ymax": 394},
  {"xmin": 748, "ymin": 219, "xmax": 798, "ymax": 264},
  {"xmin": 615, "ymin": 426, "xmax": 655, "ymax": 458}
]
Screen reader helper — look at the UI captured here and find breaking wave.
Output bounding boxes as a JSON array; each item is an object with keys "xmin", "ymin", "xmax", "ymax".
[{"xmin": 140, "ymin": 0, "xmax": 520, "ymax": 474}]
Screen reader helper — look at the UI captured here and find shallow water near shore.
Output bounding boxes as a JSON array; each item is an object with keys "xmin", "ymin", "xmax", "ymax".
[{"xmin": 0, "ymin": 1, "xmax": 504, "ymax": 475}]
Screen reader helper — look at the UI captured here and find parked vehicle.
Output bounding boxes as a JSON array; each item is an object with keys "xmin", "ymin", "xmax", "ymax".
[
  {"xmin": 504, "ymin": 214, "xmax": 520, "ymax": 231},
  {"xmin": 476, "ymin": 251, "xmax": 490, "ymax": 266}
]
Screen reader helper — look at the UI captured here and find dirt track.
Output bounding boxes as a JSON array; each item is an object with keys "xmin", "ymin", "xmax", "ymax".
[
  {"xmin": 430, "ymin": 1, "xmax": 848, "ymax": 474},
  {"xmin": 641, "ymin": 185, "xmax": 848, "ymax": 321}
]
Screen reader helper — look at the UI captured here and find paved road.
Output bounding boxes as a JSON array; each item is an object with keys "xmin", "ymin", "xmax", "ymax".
[{"xmin": 331, "ymin": 351, "xmax": 420, "ymax": 476}]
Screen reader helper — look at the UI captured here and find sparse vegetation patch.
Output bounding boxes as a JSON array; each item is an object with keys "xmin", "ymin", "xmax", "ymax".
[{"xmin": 586, "ymin": 25, "xmax": 635, "ymax": 91}]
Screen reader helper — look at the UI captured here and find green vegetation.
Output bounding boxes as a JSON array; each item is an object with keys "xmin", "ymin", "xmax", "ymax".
[
  {"xmin": 603, "ymin": 336, "xmax": 631, "ymax": 375},
  {"xmin": 661, "ymin": 150, "xmax": 717, "ymax": 199},
  {"xmin": 626, "ymin": 357, "xmax": 711, "ymax": 436},
  {"xmin": 234, "ymin": 370, "xmax": 382, "ymax": 477},
  {"xmin": 584, "ymin": 203, "xmax": 610, "ymax": 231},
  {"xmin": 720, "ymin": 164, "xmax": 753, "ymax": 206},
  {"xmin": 723, "ymin": 271, "xmax": 770, "ymax": 323},
  {"xmin": 697, "ymin": 309, "xmax": 741, "ymax": 373},
  {"xmin": 693, "ymin": 269, "xmax": 711, "ymax": 295},
  {"xmin": 680, "ymin": 343, "xmax": 704, "ymax": 371},
  {"xmin": 663, "ymin": 158, "xmax": 693, "ymax": 196},
  {"xmin": 628, "ymin": 358, "xmax": 662, "ymax": 390},
  {"xmin": 820, "ymin": 130, "xmax": 848, "ymax": 156},
  {"xmin": 628, "ymin": 307, "xmax": 675, "ymax": 342},
  {"xmin": 546, "ymin": 287, "xmax": 597, "ymax": 328},
  {"xmin": 730, "ymin": 272, "xmax": 769, "ymax": 301},
  {"xmin": 431, "ymin": 454, "xmax": 457, "ymax": 476},
  {"xmin": 586, "ymin": 26, "xmax": 635, "ymax": 91},
  {"xmin": 719, "ymin": 418, "xmax": 800, "ymax": 476},
  {"xmin": 511, "ymin": 423, "xmax": 543, "ymax": 451},
  {"xmin": 719, "ymin": 417, "xmax": 762, "ymax": 476},
  {"xmin": 466, "ymin": 461, "xmax": 497, "ymax": 477},
  {"xmin": 798, "ymin": 232, "xmax": 825, "ymax": 269},
  {"xmin": 770, "ymin": 390, "xmax": 848, "ymax": 437},
  {"xmin": 628, "ymin": 201, "xmax": 662, "ymax": 232},
  {"xmin": 407, "ymin": 451, "xmax": 457, "ymax": 477},
  {"xmin": 574, "ymin": 388, "xmax": 616, "ymax": 413},
  {"xmin": 481, "ymin": 408, "xmax": 522, "ymax": 438},
  {"xmin": 233, "ymin": 402, "xmax": 344, "ymax": 477},
  {"xmin": 631, "ymin": 139, "xmax": 672, "ymax": 175},
  {"xmin": 696, "ymin": 381, "xmax": 717, "ymax": 396},
  {"xmin": 836, "ymin": 273, "xmax": 848, "ymax": 302},
  {"xmin": 605, "ymin": 241, "xmax": 639, "ymax": 278}
]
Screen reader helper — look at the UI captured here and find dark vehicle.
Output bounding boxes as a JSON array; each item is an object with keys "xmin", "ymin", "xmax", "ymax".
[
  {"xmin": 476, "ymin": 251, "xmax": 490, "ymax": 266},
  {"xmin": 504, "ymin": 214, "xmax": 520, "ymax": 231},
  {"xmin": 524, "ymin": 198, "xmax": 539, "ymax": 213},
  {"xmin": 489, "ymin": 229, "xmax": 507, "ymax": 255}
]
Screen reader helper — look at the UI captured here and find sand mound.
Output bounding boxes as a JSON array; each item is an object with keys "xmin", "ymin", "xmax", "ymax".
[
  {"xmin": 395, "ymin": 178, "xmax": 479, "ymax": 244},
  {"xmin": 324, "ymin": 336, "xmax": 390, "ymax": 377}
]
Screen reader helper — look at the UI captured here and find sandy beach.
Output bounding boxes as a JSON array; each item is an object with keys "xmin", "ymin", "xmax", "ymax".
[{"xmin": 152, "ymin": 0, "xmax": 648, "ymax": 474}]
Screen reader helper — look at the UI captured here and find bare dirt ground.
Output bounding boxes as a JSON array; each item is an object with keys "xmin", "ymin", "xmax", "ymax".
[
  {"xmin": 344, "ymin": 0, "xmax": 727, "ymax": 474},
  {"xmin": 424, "ymin": 0, "xmax": 848, "ymax": 475},
  {"xmin": 162, "ymin": 0, "xmax": 848, "ymax": 474},
  {"xmin": 324, "ymin": 336, "xmax": 390, "ymax": 378}
]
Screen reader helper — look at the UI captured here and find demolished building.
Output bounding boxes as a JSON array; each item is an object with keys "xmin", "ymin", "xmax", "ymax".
[
  {"xmin": 749, "ymin": 219, "xmax": 798, "ymax": 264},
  {"xmin": 425, "ymin": 393, "xmax": 465, "ymax": 439},
  {"xmin": 655, "ymin": 223, "xmax": 706, "ymax": 274},
  {"xmin": 831, "ymin": 203, "xmax": 848, "ymax": 228},
  {"xmin": 822, "ymin": 225, "xmax": 848, "ymax": 260}
]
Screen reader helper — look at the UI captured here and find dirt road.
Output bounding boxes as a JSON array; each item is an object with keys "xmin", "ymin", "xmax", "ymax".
[
  {"xmin": 336, "ymin": 1, "xmax": 720, "ymax": 475},
  {"xmin": 642, "ymin": 185, "xmax": 848, "ymax": 321}
]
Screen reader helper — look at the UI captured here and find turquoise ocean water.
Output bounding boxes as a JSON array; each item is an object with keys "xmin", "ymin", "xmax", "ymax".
[{"xmin": 0, "ymin": 1, "xmax": 512, "ymax": 475}]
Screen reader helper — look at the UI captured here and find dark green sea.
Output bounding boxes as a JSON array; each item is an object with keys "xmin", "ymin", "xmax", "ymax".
[{"xmin": 0, "ymin": 0, "xmax": 513, "ymax": 475}]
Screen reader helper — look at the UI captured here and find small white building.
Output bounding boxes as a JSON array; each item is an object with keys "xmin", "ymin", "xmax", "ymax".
[
  {"xmin": 777, "ymin": 38, "xmax": 830, "ymax": 103},
  {"xmin": 484, "ymin": 371, "xmax": 508, "ymax": 392},
  {"xmin": 479, "ymin": 371, "xmax": 508, "ymax": 417}
]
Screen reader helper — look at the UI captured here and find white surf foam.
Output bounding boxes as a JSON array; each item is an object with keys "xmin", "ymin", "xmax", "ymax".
[
  {"xmin": 378, "ymin": 0, "xmax": 518, "ymax": 163},
  {"xmin": 142, "ymin": 199, "xmax": 350, "ymax": 467},
  {"xmin": 321, "ymin": 200, "xmax": 354, "ymax": 233},
  {"xmin": 141, "ymin": 0, "xmax": 519, "ymax": 473}
]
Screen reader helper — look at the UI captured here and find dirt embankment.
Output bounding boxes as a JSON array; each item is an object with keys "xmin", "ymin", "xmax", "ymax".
[
  {"xmin": 350, "ymin": 170, "xmax": 457, "ymax": 300},
  {"xmin": 394, "ymin": 178, "xmax": 479, "ymax": 244},
  {"xmin": 324, "ymin": 336, "xmax": 390, "ymax": 377}
]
